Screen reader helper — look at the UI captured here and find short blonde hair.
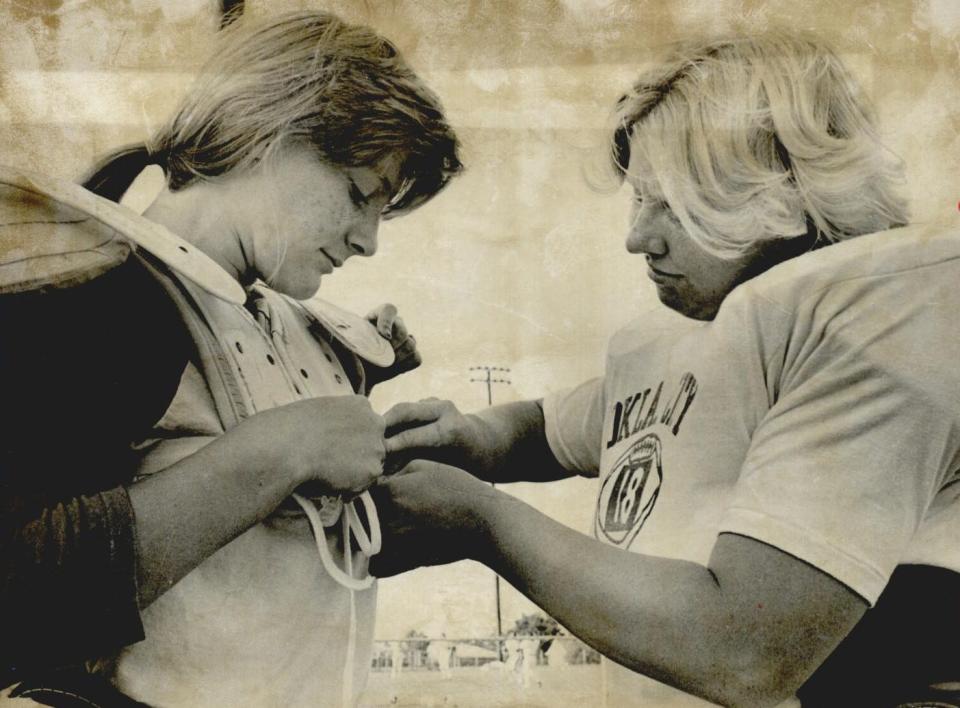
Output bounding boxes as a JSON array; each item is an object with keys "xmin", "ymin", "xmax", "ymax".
[{"xmin": 611, "ymin": 34, "xmax": 908, "ymax": 257}]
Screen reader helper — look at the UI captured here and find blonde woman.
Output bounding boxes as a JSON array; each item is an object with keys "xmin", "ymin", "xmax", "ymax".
[
  {"xmin": 0, "ymin": 10, "xmax": 460, "ymax": 707},
  {"xmin": 377, "ymin": 34, "xmax": 960, "ymax": 707}
]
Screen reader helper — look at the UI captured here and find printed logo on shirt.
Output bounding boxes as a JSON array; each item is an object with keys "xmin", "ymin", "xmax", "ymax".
[
  {"xmin": 595, "ymin": 433, "xmax": 662, "ymax": 547},
  {"xmin": 605, "ymin": 372, "xmax": 698, "ymax": 449},
  {"xmin": 596, "ymin": 373, "xmax": 698, "ymax": 548}
]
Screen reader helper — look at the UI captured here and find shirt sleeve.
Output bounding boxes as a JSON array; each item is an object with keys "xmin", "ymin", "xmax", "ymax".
[
  {"xmin": 719, "ymin": 297, "xmax": 956, "ymax": 605},
  {"xmin": 0, "ymin": 256, "xmax": 189, "ymax": 673},
  {"xmin": 1, "ymin": 486, "xmax": 145, "ymax": 672},
  {"xmin": 542, "ymin": 377, "xmax": 605, "ymax": 475}
]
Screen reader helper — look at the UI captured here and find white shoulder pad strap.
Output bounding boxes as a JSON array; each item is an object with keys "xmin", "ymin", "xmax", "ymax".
[
  {"xmin": 0, "ymin": 165, "xmax": 245, "ymax": 304},
  {"xmin": 300, "ymin": 296, "xmax": 396, "ymax": 368}
]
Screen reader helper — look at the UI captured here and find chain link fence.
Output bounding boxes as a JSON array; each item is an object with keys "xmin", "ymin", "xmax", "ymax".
[{"xmin": 370, "ymin": 636, "xmax": 600, "ymax": 674}]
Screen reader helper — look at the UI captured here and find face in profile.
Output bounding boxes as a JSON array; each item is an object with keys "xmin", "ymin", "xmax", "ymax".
[
  {"xmin": 624, "ymin": 166, "xmax": 769, "ymax": 321},
  {"xmin": 226, "ymin": 145, "xmax": 402, "ymax": 300}
]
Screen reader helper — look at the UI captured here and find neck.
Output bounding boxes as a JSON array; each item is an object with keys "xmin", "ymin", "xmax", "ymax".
[{"xmin": 143, "ymin": 183, "xmax": 252, "ymax": 285}]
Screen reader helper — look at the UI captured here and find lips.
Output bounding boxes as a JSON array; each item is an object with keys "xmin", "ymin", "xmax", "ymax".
[
  {"xmin": 647, "ymin": 263, "xmax": 681, "ymax": 282},
  {"xmin": 319, "ymin": 249, "xmax": 342, "ymax": 271}
]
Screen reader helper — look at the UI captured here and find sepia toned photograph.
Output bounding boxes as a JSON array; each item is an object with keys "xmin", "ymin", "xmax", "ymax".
[{"xmin": 1, "ymin": 1, "xmax": 958, "ymax": 706}]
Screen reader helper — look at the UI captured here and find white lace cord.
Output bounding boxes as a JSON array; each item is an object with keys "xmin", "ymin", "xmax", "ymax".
[
  {"xmin": 253, "ymin": 289, "xmax": 378, "ymax": 704},
  {"xmin": 290, "ymin": 491, "xmax": 380, "ymax": 591},
  {"xmin": 291, "ymin": 491, "xmax": 380, "ymax": 706},
  {"xmin": 342, "ymin": 510, "xmax": 357, "ymax": 708},
  {"xmin": 346, "ymin": 491, "xmax": 382, "ymax": 556}
]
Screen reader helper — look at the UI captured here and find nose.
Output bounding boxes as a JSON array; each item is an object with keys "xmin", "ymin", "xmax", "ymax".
[
  {"xmin": 346, "ymin": 211, "xmax": 380, "ymax": 258},
  {"xmin": 625, "ymin": 205, "xmax": 668, "ymax": 257}
]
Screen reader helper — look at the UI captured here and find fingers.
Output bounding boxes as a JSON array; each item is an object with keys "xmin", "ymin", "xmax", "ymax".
[
  {"xmin": 385, "ymin": 315, "xmax": 417, "ymax": 366},
  {"xmin": 391, "ymin": 330, "xmax": 422, "ymax": 374},
  {"xmin": 366, "ymin": 304, "xmax": 416, "ymax": 354},
  {"xmin": 393, "ymin": 331, "xmax": 417, "ymax": 357},
  {"xmin": 391, "ymin": 460, "xmax": 426, "ymax": 477},
  {"xmin": 384, "ymin": 399, "xmax": 457, "ymax": 428},
  {"xmin": 366, "ymin": 487, "xmax": 449, "ymax": 578},
  {"xmin": 366, "ymin": 303, "xmax": 399, "ymax": 340},
  {"xmin": 389, "ymin": 314, "xmax": 410, "ymax": 344},
  {"xmin": 384, "ymin": 399, "xmax": 462, "ymax": 454},
  {"xmin": 384, "ymin": 424, "xmax": 443, "ymax": 455},
  {"xmin": 384, "ymin": 400, "xmax": 446, "ymax": 431},
  {"xmin": 361, "ymin": 305, "xmax": 423, "ymax": 388}
]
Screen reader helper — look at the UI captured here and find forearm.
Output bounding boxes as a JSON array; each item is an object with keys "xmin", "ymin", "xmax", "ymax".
[
  {"xmin": 128, "ymin": 434, "xmax": 298, "ymax": 608},
  {"xmin": 132, "ymin": 395, "xmax": 385, "ymax": 607},
  {"xmin": 468, "ymin": 401, "xmax": 573, "ymax": 483},
  {"xmin": 469, "ymin": 490, "xmax": 841, "ymax": 707},
  {"xmin": 471, "ymin": 491, "xmax": 730, "ymax": 701}
]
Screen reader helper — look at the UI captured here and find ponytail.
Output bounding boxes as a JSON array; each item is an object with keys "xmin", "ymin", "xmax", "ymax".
[{"xmin": 80, "ymin": 144, "xmax": 163, "ymax": 203}]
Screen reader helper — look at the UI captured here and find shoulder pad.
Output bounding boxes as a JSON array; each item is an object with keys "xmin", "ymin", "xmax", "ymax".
[
  {"xmin": 0, "ymin": 170, "xmax": 131, "ymax": 294},
  {"xmin": 0, "ymin": 165, "xmax": 244, "ymax": 303},
  {"xmin": 300, "ymin": 296, "xmax": 395, "ymax": 368}
]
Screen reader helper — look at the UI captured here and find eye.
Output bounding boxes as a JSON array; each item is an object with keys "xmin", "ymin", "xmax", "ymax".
[
  {"xmin": 635, "ymin": 195, "xmax": 681, "ymax": 224},
  {"xmin": 661, "ymin": 202, "xmax": 681, "ymax": 224},
  {"xmin": 348, "ymin": 180, "xmax": 370, "ymax": 207}
]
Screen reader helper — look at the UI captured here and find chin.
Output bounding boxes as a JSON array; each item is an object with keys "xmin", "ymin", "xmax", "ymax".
[
  {"xmin": 658, "ymin": 291, "xmax": 715, "ymax": 321},
  {"xmin": 300, "ymin": 282, "xmax": 322, "ymax": 301},
  {"xmin": 276, "ymin": 278, "xmax": 322, "ymax": 301}
]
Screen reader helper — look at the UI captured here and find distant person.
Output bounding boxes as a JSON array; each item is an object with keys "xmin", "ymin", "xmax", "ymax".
[
  {"xmin": 391, "ymin": 641, "xmax": 405, "ymax": 679},
  {"xmin": 504, "ymin": 638, "xmax": 525, "ymax": 688}
]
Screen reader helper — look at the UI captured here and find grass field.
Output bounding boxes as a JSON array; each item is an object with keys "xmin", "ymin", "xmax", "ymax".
[{"xmin": 360, "ymin": 664, "xmax": 602, "ymax": 708}]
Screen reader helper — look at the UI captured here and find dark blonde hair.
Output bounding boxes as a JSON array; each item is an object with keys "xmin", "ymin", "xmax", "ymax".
[
  {"xmin": 85, "ymin": 11, "xmax": 461, "ymax": 216},
  {"xmin": 610, "ymin": 33, "xmax": 908, "ymax": 257}
]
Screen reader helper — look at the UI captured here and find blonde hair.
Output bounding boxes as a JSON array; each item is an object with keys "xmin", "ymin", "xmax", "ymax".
[
  {"xmin": 610, "ymin": 34, "xmax": 908, "ymax": 257},
  {"xmin": 87, "ymin": 11, "xmax": 461, "ymax": 215}
]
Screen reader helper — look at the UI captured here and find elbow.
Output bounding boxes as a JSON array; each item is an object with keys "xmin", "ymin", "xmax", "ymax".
[
  {"xmin": 629, "ymin": 620, "xmax": 806, "ymax": 707},
  {"xmin": 698, "ymin": 644, "xmax": 805, "ymax": 708}
]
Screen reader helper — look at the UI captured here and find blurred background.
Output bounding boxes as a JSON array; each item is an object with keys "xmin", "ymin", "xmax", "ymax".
[{"xmin": 2, "ymin": 0, "xmax": 957, "ymax": 700}]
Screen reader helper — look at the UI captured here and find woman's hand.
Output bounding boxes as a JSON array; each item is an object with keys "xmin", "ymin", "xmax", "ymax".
[
  {"xmin": 363, "ymin": 303, "xmax": 422, "ymax": 389},
  {"xmin": 130, "ymin": 395, "xmax": 385, "ymax": 607},
  {"xmin": 369, "ymin": 459, "xmax": 496, "ymax": 577},
  {"xmin": 236, "ymin": 395, "xmax": 386, "ymax": 496},
  {"xmin": 383, "ymin": 398, "xmax": 492, "ymax": 475},
  {"xmin": 385, "ymin": 399, "xmax": 573, "ymax": 484}
]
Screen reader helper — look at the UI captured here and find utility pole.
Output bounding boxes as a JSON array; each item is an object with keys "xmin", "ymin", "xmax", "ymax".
[
  {"xmin": 468, "ymin": 366, "xmax": 511, "ymax": 644},
  {"xmin": 469, "ymin": 365, "xmax": 511, "ymax": 408}
]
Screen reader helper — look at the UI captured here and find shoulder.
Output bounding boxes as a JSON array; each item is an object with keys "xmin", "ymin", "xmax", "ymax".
[
  {"xmin": 711, "ymin": 221, "xmax": 960, "ymax": 357},
  {"xmin": 736, "ymin": 222, "xmax": 960, "ymax": 313},
  {"xmin": 0, "ymin": 164, "xmax": 213, "ymax": 343},
  {"xmin": 0, "ymin": 164, "xmax": 245, "ymax": 303},
  {"xmin": 720, "ymin": 221, "xmax": 960, "ymax": 406},
  {"xmin": 0, "ymin": 165, "xmax": 133, "ymax": 294}
]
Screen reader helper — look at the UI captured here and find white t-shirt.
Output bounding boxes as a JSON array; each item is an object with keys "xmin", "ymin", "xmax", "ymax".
[
  {"xmin": 113, "ymin": 283, "xmax": 377, "ymax": 708},
  {"xmin": 543, "ymin": 222, "xmax": 960, "ymax": 706}
]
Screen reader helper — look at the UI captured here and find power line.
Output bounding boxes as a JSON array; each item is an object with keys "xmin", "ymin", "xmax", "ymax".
[{"xmin": 468, "ymin": 366, "xmax": 511, "ymax": 407}]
